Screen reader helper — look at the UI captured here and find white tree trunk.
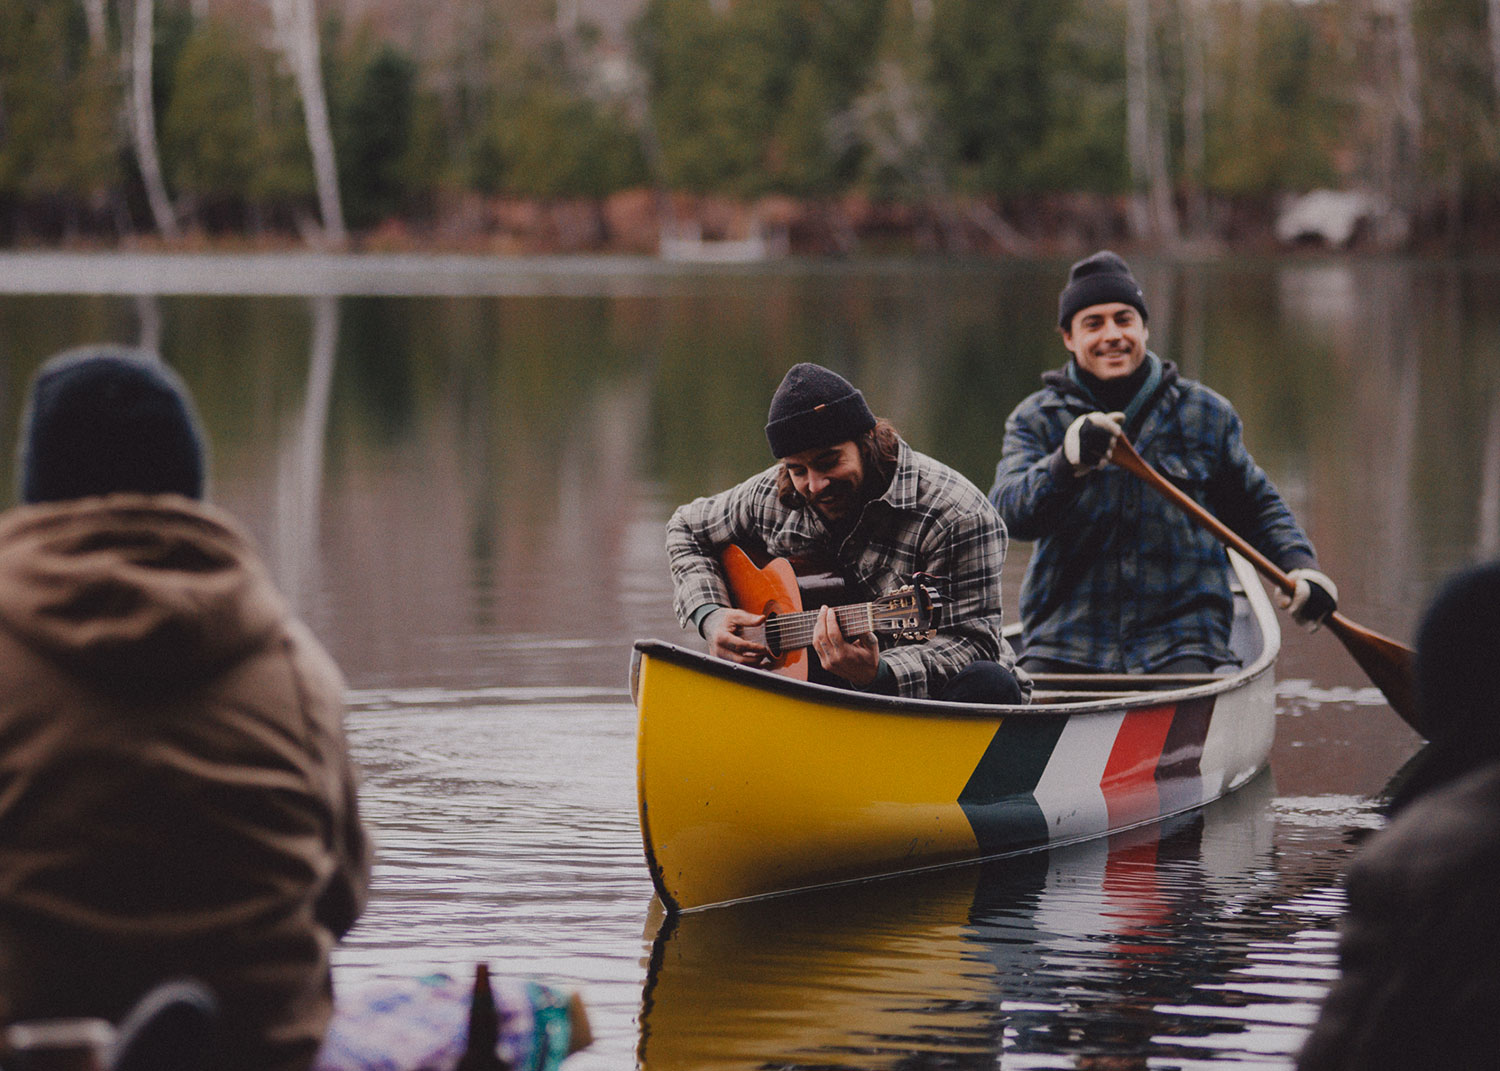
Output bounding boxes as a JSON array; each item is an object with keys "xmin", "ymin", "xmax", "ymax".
[
  {"xmin": 1386, "ymin": 0, "xmax": 1423, "ymax": 211},
  {"xmin": 1126, "ymin": 0, "xmax": 1176, "ymax": 244},
  {"xmin": 84, "ymin": 0, "xmax": 107, "ymax": 50},
  {"xmin": 1488, "ymin": 0, "xmax": 1500, "ymax": 120},
  {"xmin": 1478, "ymin": 385, "xmax": 1500, "ymax": 559},
  {"xmin": 276, "ymin": 296, "xmax": 339, "ymax": 611},
  {"xmin": 1181, "ymin": 0, "xmax": 1208, "ymax": 237},
  {"xmin": 1126, "ymin": 0, "xmax": 1153, "ymax": 239},
  {"xmin": 1149, "ymin": 87, "xmax": 1179, "ymax": 245},
  {"xmin": 130, "ymin": 0, "xmax": 179, "ymax": 238},
  {"xmin": 271, "ymin": 0, "xmax": 347, "ymax": 247}
]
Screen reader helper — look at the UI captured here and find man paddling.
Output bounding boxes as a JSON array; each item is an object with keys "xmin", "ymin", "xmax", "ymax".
[
  {"xmin": 989, "ymin": 251, "xmax": 1336, "ymax": 674},
  {"xmin": 667, "ymin": 362, "xmax": 1028, "ymax": 703}
]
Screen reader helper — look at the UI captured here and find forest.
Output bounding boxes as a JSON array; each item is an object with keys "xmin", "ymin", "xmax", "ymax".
[{"xmin": 3, "ymin": 0, "xmax": 1500, "ymax": 255}]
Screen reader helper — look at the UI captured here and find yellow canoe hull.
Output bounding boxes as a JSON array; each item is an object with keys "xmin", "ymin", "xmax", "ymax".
[{"xmin": 636, "ymin": 553, "xmax": 1279, "ymax": 913}]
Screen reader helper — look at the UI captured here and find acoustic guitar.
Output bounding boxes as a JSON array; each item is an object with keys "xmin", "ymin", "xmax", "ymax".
[{"xmin": 718, "ymin": 544, "xmax": 940, "ymax": 680}]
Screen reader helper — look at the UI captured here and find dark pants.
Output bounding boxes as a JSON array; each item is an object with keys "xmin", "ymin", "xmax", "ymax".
[
  {"xmin": 936, "ymin": 661, "xmax": 1026, "ymax": 705},
  {"xmin": 809, "ymin": 659, "xmax": 1025, "ymax": 705}
]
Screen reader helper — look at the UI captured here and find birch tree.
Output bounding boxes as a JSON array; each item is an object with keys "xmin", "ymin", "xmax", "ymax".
[
  {"xmin": 1365, "ymin": 0, "xmax": 1422, "ymax": 243},
  {"xmin": 1489, "ymin": 0, "xmax": 1500, "ymax": 120},
  {"xmin": 130, "ymin": 0, "xmax": 180, "ymax": 238},
  {"xmin": 84, "ymin": 0, "xmax": 107, "ymax": 50},
  {"xmin": 1180, "ymin": 0, "xmax": 1208, "ymax": 239},
  {"xmin": 270, "ymin": 0, "xmax": 347, "ymax": 246},
  {"xmin": 1125, "ymin": 0, "xmax": 1176, "ymax": 244}
]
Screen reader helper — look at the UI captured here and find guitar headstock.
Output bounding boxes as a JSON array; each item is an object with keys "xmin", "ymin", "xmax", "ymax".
[{"xmin": 871, "ymin": 573, "xmax": 946, "ymax": 642}]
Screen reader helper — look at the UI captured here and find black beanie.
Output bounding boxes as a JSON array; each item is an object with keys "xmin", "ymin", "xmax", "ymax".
[
  {"xmin": 18, "ymin": 345, "xmax": 207, "ymax": 504},
  {"xmin": 1057, "ymin": 250, "xmax": 1149, "ymax": 331},
  {"xmin": 1413, "ymin": 560, "xmax": 1500, "ymax": 749},
  {"xmin": 764, "ymin": 363, "xmax": 877, "ymax": 458},
  {"xmin": 1382, "ymin": 558, "xmax": 1500, "ymax": 813}
]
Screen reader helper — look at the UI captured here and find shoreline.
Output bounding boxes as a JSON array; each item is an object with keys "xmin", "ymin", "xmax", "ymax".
[{"xmin": 3, "ymin": 242, "xmax": 1480, "ymax": 301}]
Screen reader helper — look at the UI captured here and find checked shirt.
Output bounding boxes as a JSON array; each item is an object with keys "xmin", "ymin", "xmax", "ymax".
[
  {"xmin": 990, "ymin": 361, "xmax": 1316, "ymax": 673},
  {"xmin": 667, "ymin": 440, "xmax": 1021, "ymax": 699}
]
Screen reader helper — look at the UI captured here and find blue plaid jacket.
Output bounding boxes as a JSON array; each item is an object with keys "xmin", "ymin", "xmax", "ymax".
[
  {"xmin": 989, "ymin": 361, "xmax": 1316, "ymax": 672},
  {"xmin": 667, "ymin": 441, "xmax": 1021, "ymax": 699}
]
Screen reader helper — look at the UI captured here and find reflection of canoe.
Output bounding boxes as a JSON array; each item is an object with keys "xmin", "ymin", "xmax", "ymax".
[
  {"xmin": 637, "ymin": 771, "xmax": 1277, "ymax": 1070},
  {"xmin": 633, "ymin": 550, "xmax": 1279, "ymax": 913}
]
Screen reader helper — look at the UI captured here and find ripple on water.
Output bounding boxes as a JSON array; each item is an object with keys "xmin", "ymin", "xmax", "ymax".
[{"xmin": 337, "ymin": 689, "xmax": 1385, "ymax": 1070}]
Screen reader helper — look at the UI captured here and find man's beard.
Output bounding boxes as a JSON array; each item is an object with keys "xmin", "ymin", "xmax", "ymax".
[{"xmin": 807, "ymin": 471, "xmax": 876, "ymax": 523}]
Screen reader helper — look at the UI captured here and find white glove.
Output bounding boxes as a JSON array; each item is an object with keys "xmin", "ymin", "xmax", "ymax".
[
  {"xmin": 1277, "ymin": 568, "xmax": 1338, "ymax": 631},
  {"xmin": 1063, "ymin": 411, "xmax": 1125, "ymax": 475}
]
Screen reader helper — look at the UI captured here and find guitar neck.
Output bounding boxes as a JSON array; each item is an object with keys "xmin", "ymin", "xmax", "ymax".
[{"xmin": 749, "ymin": 603, "xmax": 877, "ymax": 654}]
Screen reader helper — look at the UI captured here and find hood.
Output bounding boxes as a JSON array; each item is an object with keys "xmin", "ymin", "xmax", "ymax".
[{"xmin": 0, "ymin": 495, "xmax": 288, "ymax": 695}]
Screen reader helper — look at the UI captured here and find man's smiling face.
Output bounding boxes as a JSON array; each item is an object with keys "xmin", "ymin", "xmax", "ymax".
[
  {"xmin": 781, "ymin": 440, "xmax": 867, "ymax": 522},
  {"xmin": 1063, "ymin": 302, "xmax": 1149, "ymax": 380}
]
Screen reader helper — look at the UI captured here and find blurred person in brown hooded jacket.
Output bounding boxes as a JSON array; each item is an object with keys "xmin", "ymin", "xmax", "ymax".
[
  {"xmin": 1296, "ymin": 558, "xmax": 1500, "ymax": 1071},
  {"xmin": 0, "ymin": 346, "xmax": 370, "ymax": 1071}
]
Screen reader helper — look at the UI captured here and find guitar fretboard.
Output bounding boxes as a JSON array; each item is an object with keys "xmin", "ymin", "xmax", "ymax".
[{"xmin": 757, "ymin": 604, "xmax": 876, "ymax": 654}]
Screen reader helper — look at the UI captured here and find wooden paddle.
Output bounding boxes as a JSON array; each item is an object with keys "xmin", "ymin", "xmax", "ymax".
[{"xmin": 1110, "ymin": 435, "xmax": 1423, "ymax": 735}]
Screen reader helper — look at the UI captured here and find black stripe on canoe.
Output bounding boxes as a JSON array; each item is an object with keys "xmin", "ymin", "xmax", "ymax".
[
  {"xmin": 1155, "ymin": 695, "xmax": 1216, "ymax": 815},
  {"xmin": 957, "ymin": 713, "xmax": 1069, "ymax": 857}
]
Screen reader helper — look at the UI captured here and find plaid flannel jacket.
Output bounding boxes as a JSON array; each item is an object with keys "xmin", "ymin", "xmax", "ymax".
[
  {"xmin": 667, "ymin": 440, "xmax": 1020, "ymax": 699},
  {"xmin": 990, "ymin": 362, "xmax": 1316, "ymax": 673}
]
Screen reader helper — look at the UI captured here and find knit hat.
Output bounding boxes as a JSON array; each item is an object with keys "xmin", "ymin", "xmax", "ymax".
[
  {"xmin": 17, "ymin": 345, "xmax": 207, "ymax": 504},
  {"xmin": 1057, "ymin": 250, "xmax": 1149, "ymax": 331},
  {"xmin": 1383, "ymin": 559, "xmax": 1500, "ymax": 813},
  {"xmin": 764, "ymin": 363, "xmax": 876, "ymax": 458},
  {"xmin": 1414, "ymin": 560, "xmax": 1500, "ymax": 749}
]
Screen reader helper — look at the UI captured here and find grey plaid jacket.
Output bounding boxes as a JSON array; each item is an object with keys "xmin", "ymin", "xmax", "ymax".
[
  {"xmin": 667, "ymin": 440, "xmax": 1021, "ymax": 699},
  {"xmin": 991, "ymin": 361, "xmax": 1316, "ymax": 672}
]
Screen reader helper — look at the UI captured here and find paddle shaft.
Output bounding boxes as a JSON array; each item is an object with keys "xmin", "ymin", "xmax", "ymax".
[{"xmin": 1111, "ymin": 436, "xmax": 1423, "ymax": 734}]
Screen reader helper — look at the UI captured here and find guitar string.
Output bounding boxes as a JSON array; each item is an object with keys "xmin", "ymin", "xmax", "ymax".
[{"xmin": 764, "ymin": 605, "xmax": 886, "ymax": 649}]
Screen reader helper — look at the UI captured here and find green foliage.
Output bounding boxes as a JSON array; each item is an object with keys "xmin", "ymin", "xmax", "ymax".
[
  {"xmin": 482, "ymin": 84, "xmax": 647, "ymax": 199},
  {"xmin": 1018, "ymin": 8, "xmax": 1129, "ymax": 194},
  {"xmin": 1204, "ymin": 2, "xmax": 1349, "ymax": 195},
  {"xmin": 0, "ymin": 0, "xmax": 116, "ymax": 199},
  {"xmin": 161, "ymin": 20, "xmax": 259, "ymax": 205},
  {"xmin": 248, "ymin": 68, "xmax": 316, "ymax": 210},
  {"xmin": 1414, "ymin": 0, "xmax": 1500, "ymax": 186},
  {"xmin": 637, "ymin": 0, "xmax": 885, "ymax": 196},
  {"xmin": 8, "ymin": 0, "xmax": 1500, "ymax": 244},
  {"xmin": 65, "ymin": 52, "xmax": 124, "ymax": 202},
  {"xmin": 337, "ymin": 45, "xmax": 420, "ymax": 227},
  {"xmin": 928, "ymin": 0, "xmax": 1076, "ymax": 194}
]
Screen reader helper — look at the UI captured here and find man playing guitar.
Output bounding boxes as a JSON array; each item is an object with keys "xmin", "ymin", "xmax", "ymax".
[{"xmin": 666, "ymin": 362, "xmax": 1028, "ymax": 705}]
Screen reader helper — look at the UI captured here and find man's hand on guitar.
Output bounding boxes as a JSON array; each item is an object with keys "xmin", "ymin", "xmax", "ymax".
[
  {"xmin": 703, "ymin": 608, "xmax": 774, "ymax": 667},
  {"xmin": 814, "ymin": 605, "xmax": 879, "ymax": 687}
]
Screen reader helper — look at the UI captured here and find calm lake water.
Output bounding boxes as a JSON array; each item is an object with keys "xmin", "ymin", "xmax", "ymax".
[{"xmin": 2, "ymin": 251, "xmax": 1495, "ymax": 1069}]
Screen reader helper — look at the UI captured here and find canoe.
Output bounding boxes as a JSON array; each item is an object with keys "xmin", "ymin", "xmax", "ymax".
[{"xmin": 633, "ymin": 549, "xmax": 1280, "ymax": 914}]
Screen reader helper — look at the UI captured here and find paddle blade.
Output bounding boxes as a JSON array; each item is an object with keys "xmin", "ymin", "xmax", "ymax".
[{"xmin": 1326, "ymin": 613, "xmax": 1423, "ymax": 736}]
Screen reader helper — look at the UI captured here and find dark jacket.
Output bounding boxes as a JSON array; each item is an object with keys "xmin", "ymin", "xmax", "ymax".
[
  {"xmin": 1296, "ymin": 762, "xmax": 1500, "ymax": 1071},
  {"xmin": 0, "ymin": 495, "xmax": 370, "ymax": 1071},
  {"xmin": 990, "ymin": 360, "xmax": 1315, "ymax": 671}
]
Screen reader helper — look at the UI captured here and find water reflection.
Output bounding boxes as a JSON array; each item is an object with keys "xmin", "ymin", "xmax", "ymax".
[{"xmin": 639, "ymin": 773, "xmax": 1340, "ymax": 1070}]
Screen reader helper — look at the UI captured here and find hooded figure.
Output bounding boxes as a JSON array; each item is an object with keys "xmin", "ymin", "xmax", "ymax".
[
  {"xmin": 1296, "ymin": 560, "xmax": 1500, "ymax": 1071},
  {"xmin": 0, "ymin": 347, "xmax": 370, "ymax": 1071}
]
